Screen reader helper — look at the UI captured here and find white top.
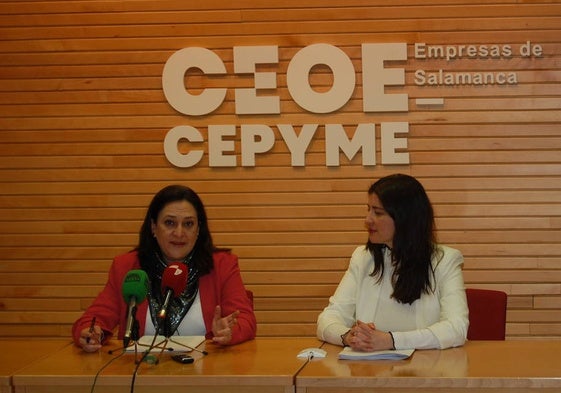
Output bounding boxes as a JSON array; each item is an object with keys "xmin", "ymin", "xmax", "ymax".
[
  {"xmin": 317, "ymin": 245, "xmax": 469, "ymax": 350},
  {"xmin": 144, "ymin": 290, "xmax": 206, "ymax": 337}
]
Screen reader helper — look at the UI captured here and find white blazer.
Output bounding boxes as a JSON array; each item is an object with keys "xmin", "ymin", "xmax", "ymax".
[{"xmin": 317, "ymin": 245, "xmax": 469, "ymax": 349}]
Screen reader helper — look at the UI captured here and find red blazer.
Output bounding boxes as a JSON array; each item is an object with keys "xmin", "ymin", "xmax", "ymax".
[{"xmin": 72, "ymin": 250, "xmax": 256, "ymax": 346}]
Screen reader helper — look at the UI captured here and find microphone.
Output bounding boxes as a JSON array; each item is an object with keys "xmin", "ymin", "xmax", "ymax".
[
  {"xmin": 122, "ymin": 269, "xmax": 149, "ymax": 348},
  {"xmin": 155, "ymin": 263, "xmax": 208, "ymax": 356},
  {"xmin": 158, "ymin": 262, "xmax": 188, "ymax": 321}
]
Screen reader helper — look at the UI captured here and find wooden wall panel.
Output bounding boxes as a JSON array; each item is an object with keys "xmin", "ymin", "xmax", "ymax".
[{"xmin": 0, "ymin": 0, "xmax": 560, "ymax": 340}]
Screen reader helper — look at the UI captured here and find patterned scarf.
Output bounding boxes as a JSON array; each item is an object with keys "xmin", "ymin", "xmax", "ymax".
[{"xmin": 148, "ymin": 251, "xmax": 200, "ymax": 337}]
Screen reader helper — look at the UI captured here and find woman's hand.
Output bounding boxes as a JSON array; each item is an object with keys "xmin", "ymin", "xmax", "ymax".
[
  {"xmin": 78, "ymin": 325, "xmax": 104, "ymax": 353},
  {"xmin": 211, "ymin": 305, "xmax": 240, "ymax": 345},
  {"xmin": 346, "ymin": 320, "xmax": 394, "ymax": 352}
]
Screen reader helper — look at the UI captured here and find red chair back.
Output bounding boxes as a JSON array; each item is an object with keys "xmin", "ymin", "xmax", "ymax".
[
  {"xmin": 245, "ymin": 289, "xmax": 254, "ymax": 304},
  {"xmin": 466, "ymin": 288, "xmax": 507, "ymax": 340}
]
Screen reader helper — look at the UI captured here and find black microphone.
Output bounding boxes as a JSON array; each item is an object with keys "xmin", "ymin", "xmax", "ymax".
[{"xmin": 122, "ymin": 269, "xmax": 149, "ymax": 348}]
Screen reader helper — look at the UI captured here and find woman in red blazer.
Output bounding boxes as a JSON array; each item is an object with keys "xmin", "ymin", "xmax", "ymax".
[{"xmin": 73, "ymin": 185, "xmax": 256, "ymax": 352}]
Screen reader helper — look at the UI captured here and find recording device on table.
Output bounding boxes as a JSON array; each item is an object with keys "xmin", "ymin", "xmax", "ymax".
[{"xmin": 171, "ymin": 353, "xmax": 194, "ymax": 364}]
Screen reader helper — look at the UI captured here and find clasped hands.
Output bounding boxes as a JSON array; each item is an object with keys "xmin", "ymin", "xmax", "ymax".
[{"xmin": 344, "ymin": 320, "xmax": 394, "ymax": 352}]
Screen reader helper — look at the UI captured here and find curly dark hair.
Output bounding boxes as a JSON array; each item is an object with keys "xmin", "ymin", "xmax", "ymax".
[{"xmin": 136, "ymin": 185, "xmax": 219, "ymax": 278}]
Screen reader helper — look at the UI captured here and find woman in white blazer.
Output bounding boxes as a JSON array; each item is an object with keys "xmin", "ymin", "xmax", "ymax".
[{"xmin": 317, "ymin": 174, "xmax": 468, "ymax": 351}]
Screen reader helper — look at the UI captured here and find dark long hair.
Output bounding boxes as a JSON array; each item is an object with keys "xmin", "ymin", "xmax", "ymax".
[
  {"xmin": 366, "ymin": 174, "xmax": 438, "ymax": 304},
  {"xmin": 136, "ymin": 185, "xmax": 218, "ymax": 278}
]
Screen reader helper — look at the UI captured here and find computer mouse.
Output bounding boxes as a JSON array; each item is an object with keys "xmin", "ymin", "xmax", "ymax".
[{"xmin": 297, "ymin": 347, "xmax": 327, "ymax": 358}]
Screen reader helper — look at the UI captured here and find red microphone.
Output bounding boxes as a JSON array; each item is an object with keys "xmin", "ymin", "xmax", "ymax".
[{"xmin": 158, "ymin": 262, "xmax": 188, "ymax": 320}]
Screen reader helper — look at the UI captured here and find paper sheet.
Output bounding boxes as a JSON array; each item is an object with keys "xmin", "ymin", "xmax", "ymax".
[{"xmin": 338, "ymin": 347, "xmax": 414, "ymax": 360}]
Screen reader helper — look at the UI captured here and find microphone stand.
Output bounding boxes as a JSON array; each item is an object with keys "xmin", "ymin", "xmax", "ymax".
[
  {"xmin": 108, "ymin": 308, "xmax": 147, "ymax": 360},
  {"xmin": 124, "ymin": 292, "xmax": 176, "ymax": 365},
  {"xmin": 165, "ymin": 336, "xmax": 208, "ymax": 356},
  {"xmin": 144, "ymin": 318, "xmax": 171, "ymax": 364},
  {"xmin": 138, "ymin": 282, "xmax": 209, "ymax": 363},
  {"xmin": 129, "ymin": 315, "xmax": 177, "ymax": 364},
  {"xmin": 145, "ymin": 311, "xmax": 209, "ymax": 364},
  {"xmin": 130, "ymin": 318, "xmax": 148, "ymax": 364}
]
